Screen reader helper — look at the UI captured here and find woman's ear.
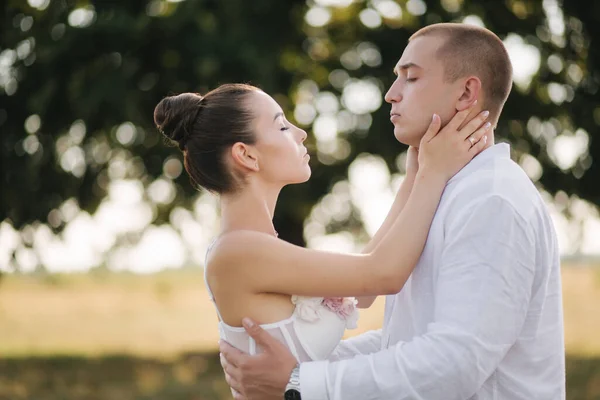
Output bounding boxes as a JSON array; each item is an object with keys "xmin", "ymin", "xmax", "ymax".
[
  {"xmin": 455, "ymin": 76, "xmax": 482, "ymax": 111},
  {"xmin": 231, "ymin": 142, "xmax": 259, "ymax": 172}
]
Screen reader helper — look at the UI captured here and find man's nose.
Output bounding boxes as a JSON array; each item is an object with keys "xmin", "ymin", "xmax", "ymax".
[{"xmin": 384, "ymin": 81, "xmax": 402, "ymax": 104}]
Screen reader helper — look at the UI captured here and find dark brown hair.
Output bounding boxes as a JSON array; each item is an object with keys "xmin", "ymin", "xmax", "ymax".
[
  {"xmin": 154, "ymin": 84, "xmax": 260, "ymax": 193},
  {"xmin": 410, "ymin": 23, "xmax": 513, "ymax": 123}
]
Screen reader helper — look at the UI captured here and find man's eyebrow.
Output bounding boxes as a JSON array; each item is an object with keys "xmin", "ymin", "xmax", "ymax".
[{"xmin": 393, "ymin": 62, "xmax": 422, "ymax": 75}]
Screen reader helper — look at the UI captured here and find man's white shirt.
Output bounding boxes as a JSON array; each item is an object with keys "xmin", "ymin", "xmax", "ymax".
[{"xmin": 300, "ymin": 143, "xmax": 566, "ymax": 400}]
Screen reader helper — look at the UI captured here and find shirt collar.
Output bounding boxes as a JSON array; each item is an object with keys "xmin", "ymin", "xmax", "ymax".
[{"xmin": 449, "ymin": 142, "xmax": 511, "ymax": 183}]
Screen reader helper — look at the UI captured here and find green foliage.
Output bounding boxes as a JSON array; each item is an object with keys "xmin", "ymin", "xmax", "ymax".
[
  {"xmin": 1, "ymin": 0, "xmax": 598, "ymax": 252},
  {"xmin": 0, "ymin": 353, "xmax": 598, "ymax": 399},
  {"xmin": 0, "ymin": 352, "xmax": 233, "ymax": 400}
]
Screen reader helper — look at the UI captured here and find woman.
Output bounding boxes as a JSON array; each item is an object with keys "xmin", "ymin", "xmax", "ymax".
[{"xmin": 154, "ymin": 83, "xmax": 490, "ymax": 362}]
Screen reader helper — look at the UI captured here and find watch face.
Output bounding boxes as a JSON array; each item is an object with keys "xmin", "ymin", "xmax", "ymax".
[{"xmin": 284, "ymin": 389, "xmax": 301, "ymax": 400}]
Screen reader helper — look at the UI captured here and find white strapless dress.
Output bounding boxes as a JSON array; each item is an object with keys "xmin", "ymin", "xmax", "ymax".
[{"xmin": 204, "ymin": 254, "xmax": 359, "ymax": 362}]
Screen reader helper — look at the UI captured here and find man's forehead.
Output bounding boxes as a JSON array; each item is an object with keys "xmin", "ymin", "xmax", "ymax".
[{"xmin": 396, "ymin": 36, "xmax": 442, "ymax": 70}]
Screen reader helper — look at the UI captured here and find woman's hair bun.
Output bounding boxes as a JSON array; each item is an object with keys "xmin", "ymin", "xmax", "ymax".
[{"xmin": 153, "ymin": 93, "xmax": 203, "ymax": 150}]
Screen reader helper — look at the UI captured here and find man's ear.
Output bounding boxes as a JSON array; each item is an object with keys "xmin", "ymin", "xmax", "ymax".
[
  {"xmin": 455, "ymin": 76, "xmax": 481, "ymax": 111},
  {"xmin": 231, "ymin": 142, "xmax": 259, "ymax": 172}
]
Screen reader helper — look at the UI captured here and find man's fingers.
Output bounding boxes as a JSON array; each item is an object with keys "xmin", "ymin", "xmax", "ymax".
[
  {"xmin": 242, "ymin": 318, "xmax": 278, "ymax": 351},
  {"xmin": 222, "ymin": 356, "xmax": 242, "ymax": 384},
  {"xmin": 458, "ymin": 110, "xmax": 490, "ymax": 140},
  {"xmin": 222, "ymin": 355, "xmax": 248, "ymax": 400},
  {"xmin": 220, "ymin": 353, "xmax": 236, "ymax": 376},
  {"xmin": 224, "ymin": 367, "xmax": 246, "ymax": 397},
  {"xmin": 219, "ymin": 347, "xmax": 244, "ymax": 398},
  {"xmin": 421, "ymin": 113, "xmax": 441, "ymax": 143},
  {"xmin": 219, "ymin": 340, "xmax": 245, "ymax": 368},
  {"xmin": 232, "ymin": 389, "xmax": 246, "ymax": 400}
]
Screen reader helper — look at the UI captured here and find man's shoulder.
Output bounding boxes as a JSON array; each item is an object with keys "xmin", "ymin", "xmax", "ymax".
[
  {"xmin": 454, "ymin": 156, "xmax": 534, "ymax": 192},
  {"xmin": 442, "ymin": 158, "xmax": 544, "ymax": 220}
]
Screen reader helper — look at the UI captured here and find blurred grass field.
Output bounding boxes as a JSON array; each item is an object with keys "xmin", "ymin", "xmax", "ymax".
[{"xmin": 0, "ymin": 264, "xmax": 599, "ymax": 399}]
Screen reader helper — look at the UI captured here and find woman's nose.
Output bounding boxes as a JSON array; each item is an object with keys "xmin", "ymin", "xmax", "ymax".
[{"xmin": 299, "ymin": 129, "xmax": 307, "ymax": 143}]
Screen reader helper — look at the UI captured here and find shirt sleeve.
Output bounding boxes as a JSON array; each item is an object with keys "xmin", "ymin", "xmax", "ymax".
[
  {"xmin": 328, "ymin": 329, "xmax": 382, "ymax": 361},
  {"xmin": 300, "ymin": 195, "xmax": 536, "ymax": 400}
]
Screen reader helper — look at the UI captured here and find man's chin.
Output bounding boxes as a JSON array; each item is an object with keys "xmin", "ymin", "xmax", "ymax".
[{"xmin": 393, "ymin": 127, "xmax": 421, "ymax": 147}]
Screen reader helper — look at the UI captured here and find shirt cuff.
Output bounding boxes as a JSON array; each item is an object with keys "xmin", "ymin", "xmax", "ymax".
[{"xmin": 299, "ymin": 360, "xmax": 329, "ymax": 400}]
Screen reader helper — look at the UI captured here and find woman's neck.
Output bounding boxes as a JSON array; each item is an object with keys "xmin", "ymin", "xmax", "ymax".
[{"xmin": 220, "ymin": 183, "xmax": 281, "ymax": 238}]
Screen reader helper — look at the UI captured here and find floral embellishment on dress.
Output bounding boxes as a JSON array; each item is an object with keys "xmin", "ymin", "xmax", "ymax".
[
  {"xmin": 322, "ymin": 297, "xmax": 359, "ymax": 329},
  {"xmin": 291, "ymin": 295, "xmax": 359, "ymax": 329},
  {"xmin": 291, "ymin": 296, "xmax": 324, "ymax": 322}
]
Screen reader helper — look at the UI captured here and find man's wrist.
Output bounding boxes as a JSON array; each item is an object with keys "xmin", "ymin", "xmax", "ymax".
[{"xmin": 284, "ymin": 363, "xmax": 301, "ymax": 400}]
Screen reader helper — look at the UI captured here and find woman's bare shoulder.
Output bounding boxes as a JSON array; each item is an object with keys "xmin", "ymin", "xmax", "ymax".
[{"xmin": 207, "ymin": 230, "xmax": 278, "ymax": 273}]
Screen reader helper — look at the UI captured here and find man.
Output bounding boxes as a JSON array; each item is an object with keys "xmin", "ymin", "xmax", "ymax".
[{"xmin": 220, "ymin": 23, "xmax": 566, "ymax": 400}]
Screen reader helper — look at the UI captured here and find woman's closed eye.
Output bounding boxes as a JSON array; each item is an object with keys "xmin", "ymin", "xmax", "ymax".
[
  {"xmin": 406, "ymin": 77, "xmax": 417, "ymax": 83},
  {"xmin": 276, "ymin": 115, "xmax": 290, "ymax": 131}
]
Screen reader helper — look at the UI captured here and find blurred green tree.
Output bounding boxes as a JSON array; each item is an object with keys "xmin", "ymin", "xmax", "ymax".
[{"xmin": 1, "ymin": 0, "xmax": 597, "ymax": 265}]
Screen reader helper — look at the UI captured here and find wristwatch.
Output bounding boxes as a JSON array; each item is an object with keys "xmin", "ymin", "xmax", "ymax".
[{"xmin": 284, "ymin": 363, "xmax": 301, "ymax": 400}]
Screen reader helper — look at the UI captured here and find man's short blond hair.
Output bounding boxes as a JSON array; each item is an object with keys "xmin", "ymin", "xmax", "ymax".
[{"xmin": 410, "ymin": 23, "xmax": 513, "ymax": 122}]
